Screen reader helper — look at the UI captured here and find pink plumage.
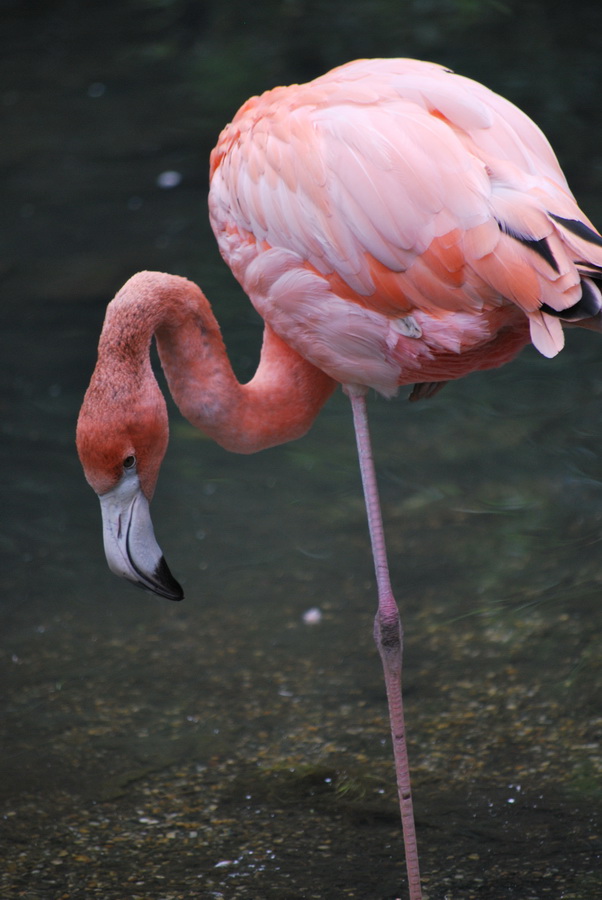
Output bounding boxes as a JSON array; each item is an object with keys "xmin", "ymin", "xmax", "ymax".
[{"xmin": 210, "ymin": 58, "xmax": 602, "ymax": 389}]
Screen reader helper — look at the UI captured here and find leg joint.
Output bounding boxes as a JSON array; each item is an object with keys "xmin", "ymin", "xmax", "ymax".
[{"xmin": 375, "ymin": 611, "xmax": 402, "ymax": 651}]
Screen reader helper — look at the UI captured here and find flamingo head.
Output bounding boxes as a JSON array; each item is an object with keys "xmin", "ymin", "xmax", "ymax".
[{"xmin": 76, "ymin": 372, "xmax": 184, "ymax": 601}]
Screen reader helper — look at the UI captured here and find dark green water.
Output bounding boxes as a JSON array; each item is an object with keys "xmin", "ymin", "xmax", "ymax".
[{"xmin": 1, "ymin": 3, "xmax": 600, "ymax": 898}]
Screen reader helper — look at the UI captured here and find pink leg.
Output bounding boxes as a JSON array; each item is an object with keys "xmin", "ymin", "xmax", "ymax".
[{"xmin": 347, "ymin": 387, "xmax": 422, "ymax": 900}]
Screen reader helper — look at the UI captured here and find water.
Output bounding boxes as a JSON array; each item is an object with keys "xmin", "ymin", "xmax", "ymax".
[{"xmin": 1, "ymin": 4, "xmax": 600, "ymax": 898}]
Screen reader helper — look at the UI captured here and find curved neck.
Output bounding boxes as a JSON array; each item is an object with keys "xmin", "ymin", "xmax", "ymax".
[{"xmin": 103, "ymin": 271, "xmax": 336, "ymax": 453}]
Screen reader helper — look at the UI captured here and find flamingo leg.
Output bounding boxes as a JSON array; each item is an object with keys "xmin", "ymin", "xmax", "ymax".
[{"xmin": 347, "ymin": 387, "xmax": 422, "ymax": 900}]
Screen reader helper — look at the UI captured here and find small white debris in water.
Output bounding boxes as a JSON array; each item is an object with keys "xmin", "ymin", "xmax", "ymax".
[
  {"xmin": 157, "ymin": 170, "xmax": 182, "ymax": 189},
  {"xmin": 87, "ymin": 82, "xmax": 106, "ymax": 98},
  {"xmin": 302, "ymin": 606, "xmax": 322, "ymax": 625},
  {"xmin": 214, "ymin": 860, "xmax": 234, "ymax": 868}
]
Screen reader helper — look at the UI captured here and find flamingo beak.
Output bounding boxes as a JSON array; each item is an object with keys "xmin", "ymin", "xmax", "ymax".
[{"xmin": 98, "ymin": 472, "xmax": 184, "ymax": 601}]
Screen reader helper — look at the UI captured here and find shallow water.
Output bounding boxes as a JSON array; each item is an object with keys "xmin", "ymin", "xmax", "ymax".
[{"xmin": 1, "ymin": 5, "xmax": 601, "ymax": 899}]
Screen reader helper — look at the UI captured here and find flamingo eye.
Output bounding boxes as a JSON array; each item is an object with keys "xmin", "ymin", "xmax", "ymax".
[{"xmin": 123, "ymin": 455, "xmax": 136, "ymax": 470}]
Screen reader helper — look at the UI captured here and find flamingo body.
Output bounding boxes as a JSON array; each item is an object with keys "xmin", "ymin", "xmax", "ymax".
[
  {"xmin": 76, "ymin": 59, "xmax": 602, "ymax": 900},
  {"xmin": 208, "ymin": 58, "xmax": 602, "ymax": 395}
]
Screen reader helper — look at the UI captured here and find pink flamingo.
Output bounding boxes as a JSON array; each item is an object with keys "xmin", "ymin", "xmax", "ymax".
[{"xmin": 76, "ymin": 59, "xmax": 602, "ymax": 900}]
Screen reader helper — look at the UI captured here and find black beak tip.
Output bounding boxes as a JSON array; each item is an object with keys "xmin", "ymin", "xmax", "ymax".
[{"xmin": 153, "ymin": 556, "xmax": 184, "ymax": 602}]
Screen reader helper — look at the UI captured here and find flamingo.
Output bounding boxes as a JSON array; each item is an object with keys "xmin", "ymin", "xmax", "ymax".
[{"xmin": 76, "ymin": 58, "xmax": 602, "ymax": 900}]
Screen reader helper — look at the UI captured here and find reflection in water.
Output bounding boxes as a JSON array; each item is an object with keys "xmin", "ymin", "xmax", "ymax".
[{"xmin": 1, "ymin": 6, "xmax": 601, "ymax": 900}]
